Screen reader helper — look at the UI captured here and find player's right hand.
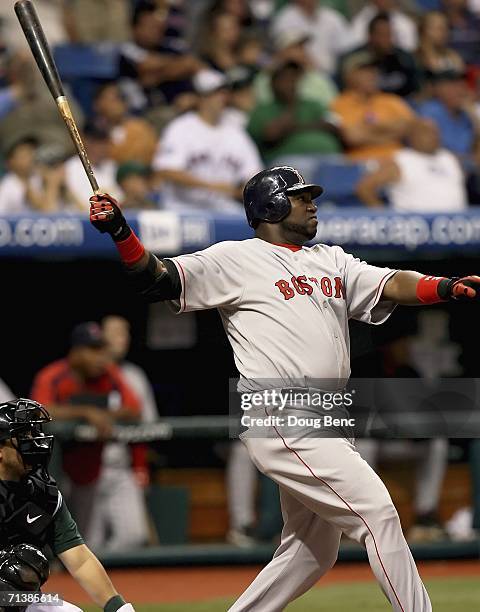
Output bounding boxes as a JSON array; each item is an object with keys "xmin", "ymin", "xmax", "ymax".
[{"xmin": 89, "ymin": 193, "xmax": 131, "ymax": 242}]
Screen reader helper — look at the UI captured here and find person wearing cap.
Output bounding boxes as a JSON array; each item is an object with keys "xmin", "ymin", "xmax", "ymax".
[
  {"xmin": 271, "ymin": 0, "xmax": 349, "ymax": 74},
  {"xmin": 153, "ymin": 68, "xmax": 262, "ymax": 213},
  {"xmin": 254, "ymin": 29, "xmax": 338, "ymax": 109},
  {"xmin": 30, "ymin": 322, "xmax": 142, "ymax": 543},
  {"xmin": 64, "ymin": 123, "xmax": 120, "ymax": 207},
  {"xmin": 338, "ymin": 13, "xmax": 420, "ymax": 98},
  {"xmin": 331, "ymin": 51, "xmax": 415, "ymax": 161},
  {"xmin": 248, "ymin": 61, "xmax": 341, "ymax": 163},
  {"xmin": 116, "ymin": 161, "xmax": 157, "ymax": 210}
]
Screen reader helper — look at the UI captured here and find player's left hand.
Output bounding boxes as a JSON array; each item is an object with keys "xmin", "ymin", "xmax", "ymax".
[{"xmin": 440, "ymin": 275, "xmax": 480, "ymax": 301}]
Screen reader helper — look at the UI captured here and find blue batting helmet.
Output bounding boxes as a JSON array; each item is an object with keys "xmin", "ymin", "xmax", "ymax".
[{"xmin": 243, "ymin": 166, "xmax": 324, "ymax": 228}]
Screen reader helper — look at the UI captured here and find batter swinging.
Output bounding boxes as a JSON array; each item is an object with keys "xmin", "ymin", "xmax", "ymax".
[{"xmin": 90, "ymin": 166, "xmax": 480, "ymax": 611}]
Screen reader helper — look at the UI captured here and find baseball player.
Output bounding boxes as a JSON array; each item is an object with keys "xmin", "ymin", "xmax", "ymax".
[
  {"xmin": 0, "ymin": 398, "xmax": 135, "ymax": 612},
  {"xmin": 90, "ymin": 166, "xmax": 480, "ymax": 611}
]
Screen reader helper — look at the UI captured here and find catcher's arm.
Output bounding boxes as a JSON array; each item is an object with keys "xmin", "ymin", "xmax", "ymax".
[
  {"xmin": 383, "ymin": 270, "xmax": 480, "ymax": 305},
  {"xmin": 89, "ymin": 194, "xmax": 181, "ymax": 302},
  {"xmin": 59, "ymin": 544, "xmax": 134, "ymax": 612}
]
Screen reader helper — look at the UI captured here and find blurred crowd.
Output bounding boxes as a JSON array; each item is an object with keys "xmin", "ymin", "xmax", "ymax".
[{"xmin": 0, "ymin": 0, "xmax": 478, "ymax": 214}]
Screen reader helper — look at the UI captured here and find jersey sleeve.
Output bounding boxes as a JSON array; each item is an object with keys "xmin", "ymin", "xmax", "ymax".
[
  {"xmin": 167, "ymin": 241, "xmax": 245, "ymax": 313},
  {"xmin": 332, "ymin": 246, "xmax": 398, "ymax": 324},
  {"xmin": 51, "ymin": 499, "xmax": 84, "ymax": 555}
]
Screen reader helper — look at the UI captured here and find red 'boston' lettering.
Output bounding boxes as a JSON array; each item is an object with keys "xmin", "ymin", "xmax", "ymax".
[
  {"xmin": 275, "ymin": 276, "xmax": 344, "ymax": 300},
  {"xmin": 275, "ymin": 279, "xmax": 295, "ymax": 300},
  {"xmin": 320, "ymin": 277, "xmax": 333, "ymax": 297}
]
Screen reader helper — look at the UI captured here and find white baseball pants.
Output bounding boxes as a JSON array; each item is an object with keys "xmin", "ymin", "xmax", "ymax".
[{"xmin": 228, "ymin": 436, "xmax": 432, "ymax": 612}]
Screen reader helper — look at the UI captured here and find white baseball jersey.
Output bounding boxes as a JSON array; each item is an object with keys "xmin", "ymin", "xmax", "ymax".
[
  {"xmin": 389, "ymin": 148, "xmax": 467, "ymax": 213},
  {"xmin": 153, "ymin": 112, "xmax": 263, "ymax": 213},
  {"xmin": 168, "ymin": 239, "xmax": 397, "ymax": 389}
]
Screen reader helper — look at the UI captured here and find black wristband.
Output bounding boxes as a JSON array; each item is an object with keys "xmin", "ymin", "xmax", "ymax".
[
  {"xmin": 104, "ymin": 595, "xmax": 126, "ymax": 612},
  {"xmin": 437, "ymin": 277, "xmax": 457, "ymax": 300},
  {"xmin": 111, "ymin": 222, "xmax": 132, "ymax": 243}
]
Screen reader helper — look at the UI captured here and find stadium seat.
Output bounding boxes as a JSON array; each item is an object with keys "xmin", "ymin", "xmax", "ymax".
[
  {"xmin": 53, "ymin": 44, "xmax": 120, "ymax": 116},
  {"xmin": 312, "ymin": 158, "xmax": 367, "ymax": 206}
]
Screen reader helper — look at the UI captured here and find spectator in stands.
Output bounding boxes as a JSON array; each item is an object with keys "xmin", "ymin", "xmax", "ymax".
[
  {"xmin": 197, "ymin": 10, "xmax": 243, "ymax": 73},
  {"xmin": 64, "ymin": 0, "xmax": 131, "ymax": 44},
  {"xmin": 116, "ymin": 161, "xmax": 158, "ymax": 210},
  {"xmin": 332, "ymin": 52, "xmax": 415, "ymax": 161},
  {"xmin": 119, "ymin": 2, "xmax": 202, "ymax": 111},
  {"xmin": 206, "ymin": 0, "xmax": 257, "ymax": 29},
  {"xmin": 248, "ymin": 61, "xmax": 341, "ymax": 163},
  {"xmin": 223, "ymin": 65, "xmax": 257, "ymax": 128},
  {"xmin": 31, "ymin": 322, "xmax": 141, "ymax": 543},
  {"xmin": 236, "ymin": 32, "xmax": 265, "ymax": 71},
  {"xmin": 442, "ymin": 0, "xmax": 480, "ymax": 66},
  {"xmin": 416, "ymin": 11, "xmax": 465, "ymax": 78},
  {"xmin": 271, "ymin": 0, "xmax": 350, "ymax": 73},
  {"xmin": 338, "ymin": 14, "xmax": 420, "ymax": 98},
  {"xmin": 64, "ymin": 123, "xmax": 120, "ymax": 207},
  {"xmin": 255, "ymin": 30, "xmax": 338, "ymax": 108},
  {"xmin": 153, "ymin": 69, "xmax": 262, "ymax": 212},
  {"xmin": 356, "ymin": 118, "xmax": 468, "ymax": 210},
  {"xmin": 349, "ymin": 0, "xmax": 418, "ymax": 52},
  {"xmin": 0, "ymin": 137, "xmax": 60, "ymax": 214},
  {"xmin": 92, "ymin": 82, "xmax": 157, "ymax": 165},
  {"xmin": 416, "ymin": 70, "xmax": 480, "ymax": 162}
]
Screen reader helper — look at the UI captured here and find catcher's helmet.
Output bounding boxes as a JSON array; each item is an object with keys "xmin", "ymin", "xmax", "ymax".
[
  {"xmin": 0, "ymin": 399, "xmax": 53, "ymax": 468},
  {"xmin": 243, "ymin": 166, "xmax": 324, "ymax": 228}
]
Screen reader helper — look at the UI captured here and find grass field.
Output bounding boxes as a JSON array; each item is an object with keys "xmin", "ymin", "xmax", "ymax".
[{"xmin": 83, "ymin": 577, "xmax": 480, "ymax": 611}]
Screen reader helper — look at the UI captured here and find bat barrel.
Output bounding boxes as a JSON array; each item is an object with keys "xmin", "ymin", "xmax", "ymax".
[{"xmin": 14, "ymin": 0, "xmax": 65, "ymax": 100}]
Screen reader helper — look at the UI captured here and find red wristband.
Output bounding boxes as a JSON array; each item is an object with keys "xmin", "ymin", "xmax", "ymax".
[
  {"xmin": 416, "ymin": 275, "xmax": 447, "ymax": 304},
  {"xmin": 115, "ymin": 232, "xmax": 145, "ymax": 265}
]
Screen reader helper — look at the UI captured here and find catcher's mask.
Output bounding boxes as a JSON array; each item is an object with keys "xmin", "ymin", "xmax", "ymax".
[{"xmin": 0, "ymin": 399, "xmax": 53, "ymax": 468}]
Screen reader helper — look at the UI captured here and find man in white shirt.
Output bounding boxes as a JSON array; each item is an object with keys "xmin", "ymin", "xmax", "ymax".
[
  {"xmin": 64, "ymin": 124, "xmax": 120, "ymax": 208},
  {"xmin": 271, "ymin": 0, "xmax": 350, "ymax": 74},
  {"xmin": 153, "ymin": 69, "xmax": 263, "ymax": 213},
  {"xmin": 348, "ymin": 0, "xmax": 418, "ymax": 53},
  {"xmin": 356, "ymin": 118, "xmax": 468, "ymax": 211}
]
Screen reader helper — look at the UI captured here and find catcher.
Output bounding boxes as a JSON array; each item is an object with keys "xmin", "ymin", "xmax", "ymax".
[{"xmin": 0, "ymin": 398, "xmax": 135, "ymax": 612}]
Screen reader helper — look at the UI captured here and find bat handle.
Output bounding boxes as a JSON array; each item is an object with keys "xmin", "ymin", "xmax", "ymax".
[{"xmin": 56, "ymin": 96, "xmax": 100, "ymax": 195}]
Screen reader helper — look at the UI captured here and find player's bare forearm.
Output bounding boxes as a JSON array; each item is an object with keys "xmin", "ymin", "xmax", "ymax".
[
  {"xmin": 59, "ymin": 545, "xmax": 118, "ymax": 607},
  {"xmin": 382, "ymin": 270, "xmax": 424, "ymax": 304}
]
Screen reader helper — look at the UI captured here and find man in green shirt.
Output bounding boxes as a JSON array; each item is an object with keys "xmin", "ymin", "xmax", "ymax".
[
  {"xmin": 247, "ymin": 61, "xmax": 342, "ymax": 163},
  {"xmin": 0, "ymin": 398, "xmax": 135, "ymax": 612}
]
